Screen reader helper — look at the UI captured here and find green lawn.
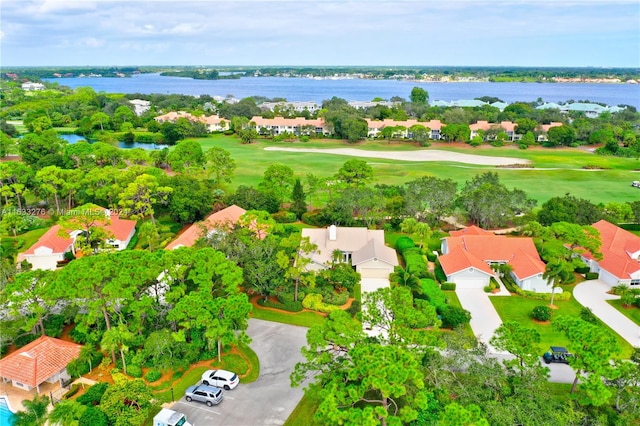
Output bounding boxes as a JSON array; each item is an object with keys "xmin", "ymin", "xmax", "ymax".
[
  {"xmin": 607, "ymin": 299, "xmax": 640, "ymax": 326},
  {"xmin": 155, "ymin": 366, "xmax": 208, "ymax": 403},
  {"xmin": 490, "ymin": 289, "xmax": 634, "ymax": 358},
  {"xmin": 2, "ymin": 227, "xmax": 50, "ymax": 255},
  {"xmin": 192, "ymin": 135, "xmax": 640, "ymax": 205},
  {"xmin": 284, "ymin": 393, "xmax": 321, "ymax": 426},
  {"xmin": 250, "ymin": 306, "xmax": 326, "ymax": 328}
]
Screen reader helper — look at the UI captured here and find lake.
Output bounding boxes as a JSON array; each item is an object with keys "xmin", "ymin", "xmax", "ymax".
[
  {"xmin": 45, "ymin": 73, "xmax": 640, "ymax": 109},
  {"xmin": 60, "ymin": 134, "xmax": 166, "ymax": 150}
]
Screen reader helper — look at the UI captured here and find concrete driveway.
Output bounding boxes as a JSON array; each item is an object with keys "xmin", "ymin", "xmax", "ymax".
[
  {"xmin": 455, "ymin": 287, "xmax": 509, "ymax": 353},
  {"xmin": 170, "ymin": 319, "xmax": 309, "ymax": 426},
  {"xmin": 573, "ymin": 280, "xmax": 640, "ymax": 347}
]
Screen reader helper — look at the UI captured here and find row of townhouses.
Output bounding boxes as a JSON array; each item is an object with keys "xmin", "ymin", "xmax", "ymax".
[{"xmin": 154, "ymin": 111, "xmax": 563, "ymax": 141}]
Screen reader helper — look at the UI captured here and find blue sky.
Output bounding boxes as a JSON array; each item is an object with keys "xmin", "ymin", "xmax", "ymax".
[{"xmin": 1, "ymin": 0, "xmax": 638, "ymax": 67}]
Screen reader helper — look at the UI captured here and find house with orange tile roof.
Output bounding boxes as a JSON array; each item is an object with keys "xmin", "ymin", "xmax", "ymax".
[
  {"xmin": 17, "ymin": 207, "xmax": 136, "ymax": 271},
  {"xmin": 580, "ymin": 220, "xmax": 640, "ymax": 287},
  {"xmin": 154, "ymin": 111, "xmax": 230, "ymax": 132},
  {"xmin": 439, "ymin": 229, "xmax": 552, "ymax": 292},
  {"xmin": 469, "ymin": 121, "xmax": 522, "ymax": 142},
  {"xmin": 365, "ymin": 119, "xmax": 443, "ymax": 140},
  {"xmin": 248, "ymin": 117, "xmax": 330, "ymax": 137},
  {"xmin": 165, "ymin": 205, "xmax": 247, "ymax": 250},
  {"xmin": 0, "ymin": 336, "xmax": 82, "ymax": 392}
]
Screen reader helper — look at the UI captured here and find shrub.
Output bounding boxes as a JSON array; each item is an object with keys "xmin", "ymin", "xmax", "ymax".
[
  {"xmin": 585, "ymin": 272, "xmax": 599, "ymax": 280},
  {"xmin": 318, "ymin": 287, "xmax": 350, "ymax": 306},
  {"xmin": 440, "ymin": 306, "xmax": 471, "ymax": 329},
  {"xmin": 580, "ymin": 307, "xmax": 599, "ymax": 324},
  {"xmin": 301, "ymin": 210, "xmax": 331, "ymax": 227},
  {"xmin": 347, "ymin": 300, "xmax": 361, "ymax": 317},
  {"xmin": 532, "ymin": 305, "xmax": 552, "ymax": 321},
  {"xmin": 126, "ymin": 364, "xmax": 143, "ymax": 378},
  {"xmin": 441, "ymin": 282, "xmax": 456, "ymax": 291},
  {"xmin": 79, "ymin": 406, "xmax": 108, "ymax": 426},
  {"xmin": 302, "ymin": 293, "xmax": 341, "ymax": 314},
  {"xmin": 483, "ymin": 285, "xmax": 492, "ymax": 293},
  {"xmin": 272, "ymin": 211, "xmax": 297, "ymax": 223},
  {"xmin": 395, "ymin": 236, "xmax": 415, "ymax": 254},
  {"xmin": 63, "ymin": 383, "xmax": 80, "ymax": 399},
  {"xmin": 426, "ymin": 251, "xmax": 437, "ymax": 262},
  {"xmin": 434, "ymin": 261, "xmax": 447, "ymax": 283},
  {"xmin": 575, "ymin": 265, "xmax": 590, "ymax": 274},
  {"xmin": 77, "ymin": 383, "xmax": 109, "ymax": 406},
  {"xmin": 144, "ymin": 369, "xmax": 162, "ymax": 382}
]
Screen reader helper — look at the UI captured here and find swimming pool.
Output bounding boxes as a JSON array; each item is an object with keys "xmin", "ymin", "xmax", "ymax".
[{"xmin": 0, "ymin": 396, "xmax": 16, "ymax": 425}]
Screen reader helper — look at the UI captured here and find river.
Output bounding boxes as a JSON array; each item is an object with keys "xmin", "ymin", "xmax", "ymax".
[{"xmin": 45, "ymin": 73, "xmax": 640, "ymax": 109}]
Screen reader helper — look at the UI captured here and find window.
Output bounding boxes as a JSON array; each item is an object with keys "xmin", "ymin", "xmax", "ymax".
[{"xmin": 342, "ymin": 252, "xmax": 352, "ymax": 263}]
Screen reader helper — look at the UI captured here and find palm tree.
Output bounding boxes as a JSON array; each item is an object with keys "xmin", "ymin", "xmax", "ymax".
[
  {"xmin": 100, "ymin": 323, "xmax": 134, "ymax": 375},
  {"xmin": 543, "ymin": 259, "xmax": 566, "ymax": 306},
  {"xmin": 390, "ymin": 266, "xmax": 422, "ymax": 295}
]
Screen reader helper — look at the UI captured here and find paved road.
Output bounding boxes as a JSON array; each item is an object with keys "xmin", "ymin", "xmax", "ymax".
[
  {"xmin": 574, "ymin": 280, "xmax": 640, "ymax": 347},
  {"xmin": 170, "ymin": 319, "xmax": 309, "ymax": 426}
]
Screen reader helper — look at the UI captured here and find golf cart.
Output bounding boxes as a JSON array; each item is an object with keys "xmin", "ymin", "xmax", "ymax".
[{"xmin": 542, "ymin": 346, "xmax": 573, "ymax": 364}]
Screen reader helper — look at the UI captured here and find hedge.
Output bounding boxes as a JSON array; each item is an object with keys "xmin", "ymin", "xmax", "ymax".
[
  {"xmin": 441, "ymin": 282, "xmax": 456, "ymax": 291},
  {"xmin": 302, "ymin": 293, "xmax": 341, "ymax": 314},
  {"xmin": 440, "ymin": 305, "xmax": 472, "ymax": 329},
  {"xmin": 502, "ymin": 275, "xmax": 571, "ymax": 301},
  {"xmin": 403, "ymin": 248, "xmax": 429, "ymax": 278},
  {"xmin": 426, "ymin": 251, "xmax": 437, "ymax": 262},
  {"xmin": 63, "ymin": 383, "xmax": 80, "ymax": 399},
  {"xmin": 258, "ymin": 297, "xmax": 303, "ymax": 312},
  {"xmin": 421, "ymin": 279, "xmax": 447, "ymax": 311},
  {"xmin": 434, "ymin": 261, "xmax": 447, "ymax": 283},
  {"xmin": 585, "ymin": 272, "xmax": 599, "ymax": 280},
  {"xmin": 395, "ymin": 236, "xmax": 416, "ymax": 254}
]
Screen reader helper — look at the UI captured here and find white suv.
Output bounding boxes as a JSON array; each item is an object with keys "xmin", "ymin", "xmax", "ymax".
[{"xmin": 201, "ymin": 369, "xmax": 239, "ymax": 390}]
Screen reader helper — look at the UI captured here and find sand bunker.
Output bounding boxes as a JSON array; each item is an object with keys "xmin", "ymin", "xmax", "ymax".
[{"xmin": 264, "ymin": 147, "xmax": 530, "ymax": 166}]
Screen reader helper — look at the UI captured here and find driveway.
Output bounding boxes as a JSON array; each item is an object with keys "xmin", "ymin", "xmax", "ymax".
[
  {"xmin": 573, "ymin": 280, "xmax": 640, "ymax": 347},
  {"xmin": 455, "ymin": 287, "xmax": 509, "ymax": 353},
  {"xmin": 170, "ymin": 319, "xmax": 309, "ymax": 426}
]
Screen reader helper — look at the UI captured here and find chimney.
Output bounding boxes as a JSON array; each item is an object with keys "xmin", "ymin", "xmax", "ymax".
[{"xmin": 328, "ymin": 225, "xmax": 337, "ymax": 241}]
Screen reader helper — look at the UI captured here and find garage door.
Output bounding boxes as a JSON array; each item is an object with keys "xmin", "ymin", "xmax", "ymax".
[
  {"xmin": 359, "ymin": 268, "xmax": 391, "ymax": 279},
  {"xmin": 361, "ymin": 278, "xmax": 390, "ymax": 295},
  {"xmin": 453, "ymin": 277, "xmax": 487, "ymax": 289}
]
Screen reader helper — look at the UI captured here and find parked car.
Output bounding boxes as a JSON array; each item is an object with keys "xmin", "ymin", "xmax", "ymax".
[
  {"xmin": 201, "ymin": 369, "xmax": 239, "ymax": 390},
  {"xmin": 632, "ymin": 181, "xmax": 640, "ymax": 188},
  {"xmin": 184, "ymin": 384, "xmax": 224, "ymax": 407},
  {"xmin": 542, "ymin": 346, "xmax": 573, "ymax": 364}
]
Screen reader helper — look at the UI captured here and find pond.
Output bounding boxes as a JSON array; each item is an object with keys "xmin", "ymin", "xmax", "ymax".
[{"xmin": 60, "ymin": 134, "xmax": 168, "ymax": 151}]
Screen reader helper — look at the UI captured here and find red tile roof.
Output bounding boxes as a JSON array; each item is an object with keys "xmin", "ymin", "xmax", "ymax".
[
  {"xmin": 449, "ymin": 225, "xmax": 494, "ymax": 237},
  {"xmin": 585, "ymin": 220, "xmax": 640, "ymax": 280},
  {"xmin": 0, "ymin": 336, "xmax": 82, "ymax": 387},
  {"xmin": 107, "ymin": 212, "xmax": 136, "ymax": 241},
  {"xmin": 166, "ymin": 205, "xmax": 246, "ymax": 250},
  {"xmin": 22, "ymin": 225, "xmax": 73, "ymax": 255},
  {"xmin": 439, "ymin": 245, "xmax": 495, "ymax": 277},
  {"xmin": 442, "ymin": 234, "xmax": 545, "ymax": 280}
]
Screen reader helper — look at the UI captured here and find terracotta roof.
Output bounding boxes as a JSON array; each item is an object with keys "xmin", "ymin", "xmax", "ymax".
[
  {"xmin": 22, "ymin": 225, "xmax": 74, "ymax": 255},
  {"xmin": 439, "ymin": 245, "xmax": 495, "ymax": 277},
  {"xmin": 449, "ymin": 225, "xmax": 494, "ymax": 237},
  {"xmin": 0, "ymin": 336, "xmax": 82, "ymax": 387},
  {"xmin": 365, "ymin": 119, "xmax": 443, "ymax": 130},
  {"xmin": 249, "ymin": 116, "xmax": 325, "ymax": 127},
  {"xmin": 584, "ymin": 220, "xmax": 640, "ymax": 280},
  {"xmin": 107, "ymin": 212, "xmax": 136, "ymax": 241},
  {"xmin": 442, "ymin": 234, "xmax": 545, "ymax": 279},
  {"xmin": 166, "ymin": 205, "xmax": 246, "ymax": 250}
]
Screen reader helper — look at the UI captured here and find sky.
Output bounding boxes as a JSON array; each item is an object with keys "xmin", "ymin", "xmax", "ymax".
[{"xmin": 1, "ymin": 0, "xmax": 639, "ymax": 68}]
